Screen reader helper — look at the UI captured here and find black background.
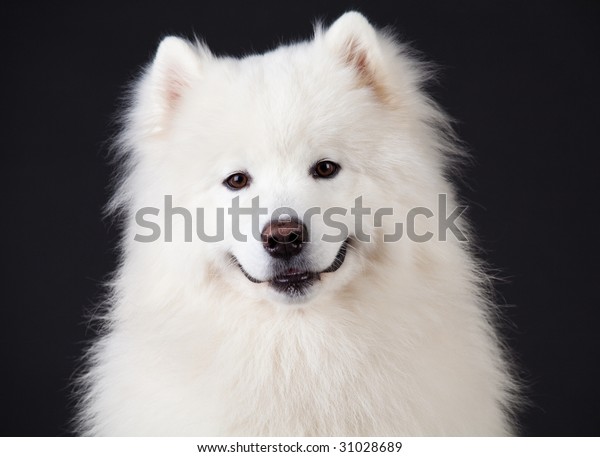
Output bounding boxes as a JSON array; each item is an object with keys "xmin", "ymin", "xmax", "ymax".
[{"xmin": 3, "ymin": 0, "xmax": 599, "ymax": 436}]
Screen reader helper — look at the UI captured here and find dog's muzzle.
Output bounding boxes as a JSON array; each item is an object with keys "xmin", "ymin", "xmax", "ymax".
[{"xmin": 233, "ymin": 217, "xmax": 350, "ymax": 297}]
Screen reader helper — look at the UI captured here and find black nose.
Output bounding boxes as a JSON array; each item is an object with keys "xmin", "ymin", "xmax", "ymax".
[{"xmin": 262, "ymin": 218, "xmax": 308, "ymax": 259}]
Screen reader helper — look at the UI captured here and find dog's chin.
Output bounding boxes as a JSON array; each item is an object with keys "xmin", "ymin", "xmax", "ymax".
[{"xmin": 232, "ymin": 239, "xmax": 349, "ymax": 304}]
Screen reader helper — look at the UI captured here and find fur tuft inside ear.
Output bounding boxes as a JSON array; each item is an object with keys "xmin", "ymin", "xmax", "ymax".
[
  {"xmin": 144, "ymin": 36, "xmax": 203, "ymax": 132},
  {"xmin": 324, "ymin": 12, "xmax": 388, "ymax": 101}
]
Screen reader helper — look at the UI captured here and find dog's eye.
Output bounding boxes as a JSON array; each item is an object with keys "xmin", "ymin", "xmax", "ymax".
[
  {"xmin": 312, "ymin": 160, "xmax": 340, "ymax": 179},
  {"xmin": 224, "ymin": 172, "xmax": 250, "ymax": 190}
]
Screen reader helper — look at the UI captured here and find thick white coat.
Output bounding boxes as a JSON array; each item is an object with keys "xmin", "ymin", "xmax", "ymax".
[{"xmin": 77, "ymin": 12, "xmax": 518, "ymax": 436}]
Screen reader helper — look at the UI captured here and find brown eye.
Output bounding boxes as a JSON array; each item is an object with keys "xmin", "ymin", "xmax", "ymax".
[
  {"xmin": 312, "ymin": 160, "xmax": 340, "ymax": 179},
  {"xmin": 224, "ymin": 172, "xmax": 250, "ymax": 190}
]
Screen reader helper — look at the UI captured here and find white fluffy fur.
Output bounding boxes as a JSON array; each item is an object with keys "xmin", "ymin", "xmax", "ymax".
[{"xmin": 77, "ymin": 12, "xmax": 518, "ymax": 436}]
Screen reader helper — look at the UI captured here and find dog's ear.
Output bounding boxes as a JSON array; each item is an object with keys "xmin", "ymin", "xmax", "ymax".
[
  {"xmin": 324, "ymin": 12, "xmax": 389, "ymax": 102},
  {"xmin": 140, "ymin": 36, "xmax": 205, "ymax": 134}
]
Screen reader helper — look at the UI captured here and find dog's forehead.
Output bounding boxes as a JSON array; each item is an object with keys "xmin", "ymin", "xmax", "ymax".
[
  {"xmin": 236, "ymin": 54, "xmax": 325, "ymax": 113},
  {"xmin": 225, "ymin": 51, "xmax": 370, "ymax": 147},
  {"xmin": 181, "ymin": 45, "xmax": 381, "ymax": 172}
]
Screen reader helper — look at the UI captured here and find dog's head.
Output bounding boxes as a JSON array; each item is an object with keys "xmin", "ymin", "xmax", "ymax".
[{"xmin": 120, "ymin": 13, "xmax": 446, "ymax": 305}]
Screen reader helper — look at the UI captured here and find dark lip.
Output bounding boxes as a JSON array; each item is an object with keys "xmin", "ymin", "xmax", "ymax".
[{"xmin": 232, "ymin": 238, "xmax": 350, "ymax": 293}]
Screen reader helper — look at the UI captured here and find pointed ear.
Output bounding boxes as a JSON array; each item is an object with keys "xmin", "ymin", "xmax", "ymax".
[
  {"xmin": 324, "ymin": 12, "xmax": 389, "ymax": 102},
  {"xmin": 142, "ymin": 36, "xmax": 203, "ymax": 133}
]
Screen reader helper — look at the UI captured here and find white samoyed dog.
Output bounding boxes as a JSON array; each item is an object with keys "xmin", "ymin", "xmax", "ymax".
[{"xmin": 77, "ymin": 12, "xmax": 518, "ymax": 435}]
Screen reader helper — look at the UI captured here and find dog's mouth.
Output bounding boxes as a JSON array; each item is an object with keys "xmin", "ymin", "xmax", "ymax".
[{"xmin": 233, "ymin": 239, "xmax": 349, "ymax": 296}]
